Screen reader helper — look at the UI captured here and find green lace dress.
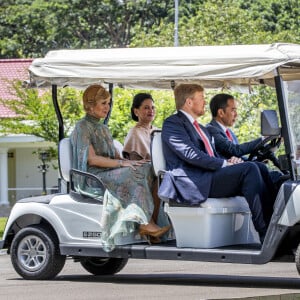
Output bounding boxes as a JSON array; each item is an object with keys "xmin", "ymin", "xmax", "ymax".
[{"xmin": 70, "ymin": 114, "xmax": 169, "ymax": 251}]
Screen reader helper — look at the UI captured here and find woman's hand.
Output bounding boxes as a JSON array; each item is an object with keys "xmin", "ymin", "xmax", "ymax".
[
  {"xmin": 120, "ymin": 159, "xmax": 147, "ymax": 170},
  {"xmin": 88, "ymin": 145, "xmax": 149, "ymax": 170}
]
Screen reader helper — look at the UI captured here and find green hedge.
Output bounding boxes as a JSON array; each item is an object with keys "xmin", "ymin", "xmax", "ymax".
[{"xmin": 0, "ymin": 218, "xmax": 7, "ymax": 239}]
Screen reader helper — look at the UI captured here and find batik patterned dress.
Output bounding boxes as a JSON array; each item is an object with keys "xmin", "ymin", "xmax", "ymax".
[{"xmin": 70, "ymin": 114, "xmax": 168, "ymax": 251}]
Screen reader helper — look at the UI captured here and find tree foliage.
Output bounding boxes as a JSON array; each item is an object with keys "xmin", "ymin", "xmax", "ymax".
[
  {"xmin": 0, "ymin": 81, "xmax": 84, "ymax": 154},
  {"xmin": 110, "ymin": 88, "xmax": 175, "ymax": 142},
  {"xmin": 1, "ymin": 0, "xmax": 299, "ymax": 149},
  {"xmin": 3, "ymin": 0, "xmax": 299, "ymax": 58},
  {"xmin": 0, "ymin": 0, "xmax": 175, "ymax": 58},
  {"xmin": 131, "ymin": 0, "xmax": 300, "ymax": 46},
  {"xmin": 0, "ymin": 82, "xmax": 176, "ymax": 145}
]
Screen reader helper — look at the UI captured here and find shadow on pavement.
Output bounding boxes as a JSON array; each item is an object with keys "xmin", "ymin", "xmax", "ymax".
[{"xmin": 48, "ymin": 273, "xmax": 300, "ymax": 289}]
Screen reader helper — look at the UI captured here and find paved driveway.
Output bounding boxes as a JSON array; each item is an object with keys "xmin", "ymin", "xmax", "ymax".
[{"xmin": 1, "ymin": 252, "xmax": 300, "ymax": 299}]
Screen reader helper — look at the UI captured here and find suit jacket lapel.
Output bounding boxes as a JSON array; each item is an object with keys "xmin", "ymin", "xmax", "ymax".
[
  {"xmin": 210, "ymin": 120, "xmax": 227, "ymax": 139},
  {"xmin": 229, "ymin": 129, "xmax": 239, "ymax": 144},
  {"xmin": 210, "ymin": 119, "xmax": 239, "ymax": 148},
  {"xmin": 177, "ymin": 111, "xmax": 200, "ymax": 142},
  {"xmin": 200, "ymin": 124, "xmax": 219, "ymax": 157},
  {"xmin": 178, "ymin": 111, "xmax": 219, "ymax": 157}
]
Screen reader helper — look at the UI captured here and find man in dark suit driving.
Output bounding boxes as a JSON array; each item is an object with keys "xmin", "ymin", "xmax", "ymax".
[
  {"xmin": 207, "ymin": 93, "xmax": 264, "ymax": 159},
  {"xmin": 206, "ymin": 93, "xmax": 284, "ymax": 223},
  {"xmin": 206, "ymin": 94, "xmax": 284, "ymax": 171},
  {"xmin": 159, "ymin": 83, "xmax": 272, "ymax": 243}
]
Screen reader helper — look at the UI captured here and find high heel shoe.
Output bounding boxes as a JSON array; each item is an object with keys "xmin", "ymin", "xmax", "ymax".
[
  {"xmin": 139, "ymin": 225, "xmax": 171, "ymax": 238},
  {"xmin": 149, "ymin": 236, "xmax": 161, "ymax": 244},
  {"xmin": 139, "ymin": 225, "xmax": 171, "ymax": 244}
]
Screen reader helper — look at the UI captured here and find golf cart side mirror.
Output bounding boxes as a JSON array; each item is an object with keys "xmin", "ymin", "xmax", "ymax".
[{"xmin": 261, "ymin": 110, "xmax": 281, "ymax": 136}]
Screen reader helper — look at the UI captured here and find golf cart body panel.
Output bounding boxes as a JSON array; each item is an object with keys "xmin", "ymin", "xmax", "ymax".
[
  {"xmin": 279, "ymin": 183, "xmax": 300, "ymax": 226},
  {"xmin": 2, "ymin": 43, "xmax": 300, "ymax": 279}
]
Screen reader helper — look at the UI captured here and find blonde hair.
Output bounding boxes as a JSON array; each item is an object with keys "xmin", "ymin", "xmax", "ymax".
[
  {"xmin": 174, "ymin": 83, "xmax": 204, "ymax": 110},
  {"xmin": 82, "ymin": 84, "xmax": 110, "ymax": 113}
]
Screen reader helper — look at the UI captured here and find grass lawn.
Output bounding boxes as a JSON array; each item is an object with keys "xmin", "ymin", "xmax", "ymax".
[{"xmin": 0, "ymin": 217, "xmax": 7, "ymax": 238}]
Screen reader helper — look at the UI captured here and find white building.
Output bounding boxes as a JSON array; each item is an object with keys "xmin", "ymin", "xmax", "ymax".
[{"xmin": 0, "ymin": 59, "xmax": 59, "ymax": 207}]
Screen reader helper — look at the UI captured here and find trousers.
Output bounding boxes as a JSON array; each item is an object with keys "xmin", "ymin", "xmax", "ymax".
[
  {"xmin": 209, "ymin": 162, "xmax": 268, "ymax": 236},
  {"xmin": 253, "ymin": 161, "xmax": 279, "ymax": 224}
]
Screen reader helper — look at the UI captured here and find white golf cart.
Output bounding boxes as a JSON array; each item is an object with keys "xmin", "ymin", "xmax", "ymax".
[{"xmin": 2, "ymin": 43, "xmax": 300, "ymax": 280}]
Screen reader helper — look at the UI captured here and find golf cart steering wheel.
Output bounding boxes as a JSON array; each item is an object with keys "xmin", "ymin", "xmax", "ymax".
[{"xmin": 248, "ymin": 135, "xmax": 282, "ymax": 163}]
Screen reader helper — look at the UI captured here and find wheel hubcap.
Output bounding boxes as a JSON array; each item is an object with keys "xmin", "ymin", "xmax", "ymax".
[{"xmin": 17, "ymin": 235, "xmax": 47, "ymax": 271}]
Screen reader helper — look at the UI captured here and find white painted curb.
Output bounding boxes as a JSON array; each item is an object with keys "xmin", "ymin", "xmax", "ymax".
[{"xmin": 0, "ymin": 249, "xmax": 7, "ymax": 255}]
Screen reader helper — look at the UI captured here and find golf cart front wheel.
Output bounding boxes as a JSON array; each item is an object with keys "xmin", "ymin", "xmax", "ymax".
[{"xmin": 11, "ymin": 225, "xmax": 66, "ymax": 280}]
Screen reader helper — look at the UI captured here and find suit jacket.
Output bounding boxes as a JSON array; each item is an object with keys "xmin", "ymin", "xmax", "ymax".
[
  {"xmin": 206, "ymin": 119, "xmax": 262, "ymax": 159},
  {"xmin": 158, "ymin": 111, "xmax": 224, "ymax": 205}
]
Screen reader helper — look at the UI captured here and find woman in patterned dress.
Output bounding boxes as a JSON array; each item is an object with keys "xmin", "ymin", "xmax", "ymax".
[{"xmin": 70, "ymin": 85, "xmax": 169, "ymax": 250}]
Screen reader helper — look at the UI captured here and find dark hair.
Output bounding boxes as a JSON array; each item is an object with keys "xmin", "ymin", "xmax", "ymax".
[
  {"xmin": 131, "ymin": 93, "xmax": 154, "ymax": 121},
  {"xmin": 210, "ymin": 93, "xmax": 234, "ymax": 118}
]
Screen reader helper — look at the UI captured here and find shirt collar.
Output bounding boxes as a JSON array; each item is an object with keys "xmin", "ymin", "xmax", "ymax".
[
  {"xmin": 215, "ymin": 120, "xmax": 227, "ymax": 133},
  {"xmin": 179, "ymin": 109, "xmax": 196, "ymax": 124}
]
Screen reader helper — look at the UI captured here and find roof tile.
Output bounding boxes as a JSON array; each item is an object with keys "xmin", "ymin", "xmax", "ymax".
[{"xmin": 0, "ymin": 59, "xmax": 33, "ymax": 117}]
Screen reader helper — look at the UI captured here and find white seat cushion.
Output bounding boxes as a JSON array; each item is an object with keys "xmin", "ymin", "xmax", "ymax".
[
  {"xmin": 113, "ymin": 139, "xmax": 124, "ymax": 158},
  {"xmin": 151, "ymin": 131, "xmax": 166, "ymax": 176},
  {"xmin": 59, "ymin": 137, "xmax": 72, "ymax": 182}
]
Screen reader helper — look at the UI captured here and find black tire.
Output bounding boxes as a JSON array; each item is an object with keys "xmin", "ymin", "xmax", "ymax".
[
  {"xmin": 295, "ymin": 243, "xmax": 300, "ymax": 275},
  {"xmin": 80, "ymin": 257, "xmax": 128, "ymax": 275},
  {"xmin": 11, "ymin": 226, "xmax": 66, "ymax": 280}
]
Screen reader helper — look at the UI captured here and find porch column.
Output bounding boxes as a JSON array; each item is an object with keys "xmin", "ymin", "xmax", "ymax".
[{"xmin": 0, "ymin": 148, "xmax": 9, "ymax": 205}]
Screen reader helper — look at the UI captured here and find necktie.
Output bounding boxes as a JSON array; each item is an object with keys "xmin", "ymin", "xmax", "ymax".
[
  {"xmin": 193, "ymin": 120, "xmax": 214, "ymax": 157},
  {"xmin": 225, "ymin": 128, "xmax": 233, "ymax": 142}
]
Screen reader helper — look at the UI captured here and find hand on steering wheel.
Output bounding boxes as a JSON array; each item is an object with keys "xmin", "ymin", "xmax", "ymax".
[{"xmin": 247, "ymin": 136, "xmax": 282, "ymax": 162}]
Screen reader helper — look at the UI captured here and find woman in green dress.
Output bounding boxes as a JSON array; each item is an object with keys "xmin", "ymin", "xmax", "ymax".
[{"xmin": 70, "ymin": 84, "xmax": 169, "ymax": 250}]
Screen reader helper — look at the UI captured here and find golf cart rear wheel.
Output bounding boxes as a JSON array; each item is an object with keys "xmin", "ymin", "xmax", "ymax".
[
  {"xmin": 296, "ymin": 243, "xmax": 300, "ymax": 274},
  {"xmin": 80, "ymin": 257, "xmax": 128, "ymax": 275},
  {"xmin": 11, "ymin": 225, "xmax": 66, "ymax": 280}
]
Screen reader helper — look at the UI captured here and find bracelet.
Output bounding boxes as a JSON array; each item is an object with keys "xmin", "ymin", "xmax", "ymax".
[{"xmin": 118, "ymin": 160, "xmax": 123, "ymax": 167}]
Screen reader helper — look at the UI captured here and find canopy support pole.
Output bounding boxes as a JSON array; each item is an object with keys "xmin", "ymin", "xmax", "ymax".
[
  {"xmin": 104, "ymin": 83, "xmax": 114, "ymax": 125},
  {"xmin": 274, "ymin": 71, "xmax": 296, "ymax": 180},
  {"xmin": 52, "ymin": 85, "xmax": 64, "ymax": 141}
]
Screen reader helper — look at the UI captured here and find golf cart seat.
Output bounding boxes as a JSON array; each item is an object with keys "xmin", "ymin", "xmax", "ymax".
[
  {"xmin": 58, "ymin": 137, "xmax": 144, "ymax": 245},
  {"xmin": 59, "ymin": 138, "xmax": 124, "ymax": 184},
  {"xmin": 113, "ymin": 139, "xmax": 124, "ymax": 158},
  {"xmin": 58, "ymin": 137, "xmax": 106, "ymax": 200},
  {"xmin": 151, "ymin": 130, "xmax": 260, "ymax": 247},
  {"xmin": 59, "ymin": 137, "xmax": 72, "ymax": 183}
]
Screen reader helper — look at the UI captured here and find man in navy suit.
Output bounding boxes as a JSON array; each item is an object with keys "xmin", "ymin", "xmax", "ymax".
[
  {"xmin": 206, "ymin": 93, "xmax": 282, "ymax": 223},
  {"xmin": 206, "ymin": 93, "xmax": 263, "ymax": 159},
  {"xmin": 159, "ymin": 84, "xmax": 270, "ymax": 242}
]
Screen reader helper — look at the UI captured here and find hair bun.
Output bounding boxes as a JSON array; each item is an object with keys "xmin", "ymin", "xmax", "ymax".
[{"xmin": 83, "ymin": 84, "xmax": 104, "ymax": 103}]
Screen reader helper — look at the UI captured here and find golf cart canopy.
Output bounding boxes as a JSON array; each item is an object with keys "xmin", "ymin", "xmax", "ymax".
[{"xmin": 29, "ymin": 43, "xmax": 300, "ymax": 90}]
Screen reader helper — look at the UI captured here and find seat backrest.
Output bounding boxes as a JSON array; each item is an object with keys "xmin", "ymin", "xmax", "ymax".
[
  {"xmin": 113, "ymin": 139, "xmax": 124, "ymax": 158},
  {"xmin": 151, "ymin": 130, "xmax": 166, "ymax": 176},
  {"xmin": 58, "ymin": 137, "xmax": 72, "ymax": 182}
]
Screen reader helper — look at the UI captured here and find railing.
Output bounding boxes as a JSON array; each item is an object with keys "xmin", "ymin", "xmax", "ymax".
[{"xmin": 7, "ymin": 187, "xmax": 59, "ymax": 205}]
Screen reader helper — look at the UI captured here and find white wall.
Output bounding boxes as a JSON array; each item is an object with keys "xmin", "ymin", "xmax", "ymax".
[{"xmin": 15, "ymin": 148, "xmax": 59, "ymax": 200}]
